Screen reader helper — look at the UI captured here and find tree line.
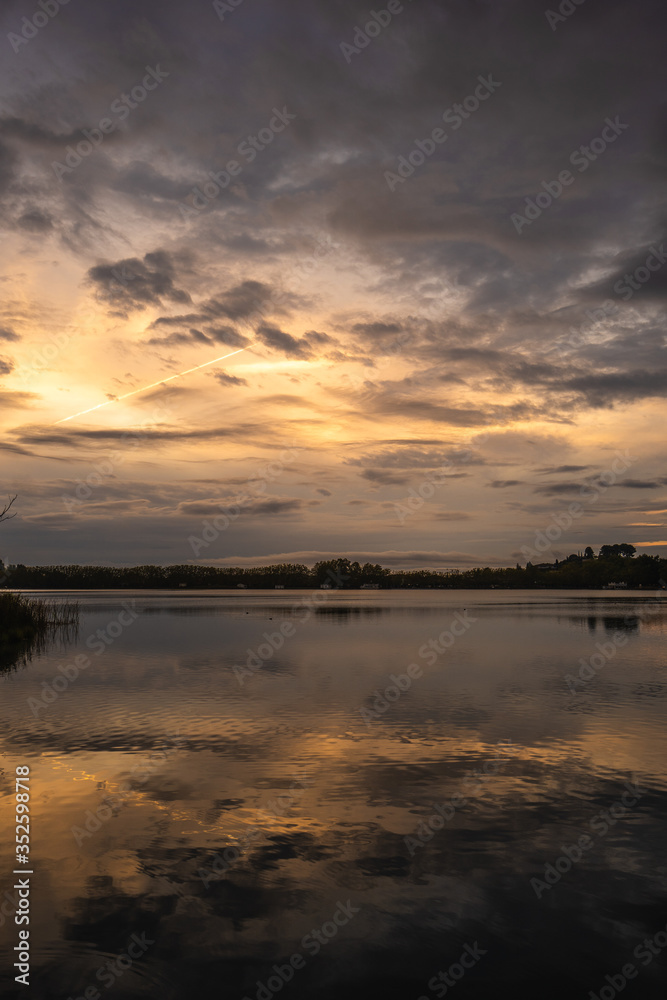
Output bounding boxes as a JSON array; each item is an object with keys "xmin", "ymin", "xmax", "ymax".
[{"xmin": 2, "ymin": 548, "xmax": 665, "ymax": 590}]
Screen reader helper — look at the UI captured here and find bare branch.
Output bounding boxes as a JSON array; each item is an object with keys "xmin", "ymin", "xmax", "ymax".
[{"xmin": 0, "ymin": 494, "xmax": 17, "ymax": 522}]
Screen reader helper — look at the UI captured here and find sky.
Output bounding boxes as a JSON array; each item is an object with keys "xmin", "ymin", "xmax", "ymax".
[{"xmin": 1, "ymin": 0, "xmax": 666, "ymax": 570}]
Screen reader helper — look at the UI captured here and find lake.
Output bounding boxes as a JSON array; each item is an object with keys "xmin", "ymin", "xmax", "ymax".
[{"xmin": 1, "ymin": 589, "xmax": 666, "ymax": 999}]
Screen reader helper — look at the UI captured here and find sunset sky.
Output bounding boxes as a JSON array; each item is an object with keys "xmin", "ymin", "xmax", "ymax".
[{"xmin": 1, "ymin": 0, "xmax": 666, "ymax": 569}]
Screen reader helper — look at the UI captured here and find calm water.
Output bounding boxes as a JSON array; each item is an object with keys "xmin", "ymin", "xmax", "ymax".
[{"xmin": 1, "ymin": 590, "xmax": 667, "ymax": 999}]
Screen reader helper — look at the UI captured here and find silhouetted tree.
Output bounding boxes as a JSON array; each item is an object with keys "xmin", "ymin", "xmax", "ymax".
[{"xmin": 0, "ymin": 495, "xmax": 17, "ymax": 522}]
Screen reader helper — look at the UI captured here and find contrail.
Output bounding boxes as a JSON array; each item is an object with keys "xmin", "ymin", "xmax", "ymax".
[{"xmin": 55, "ymin": 347, "xmax": 251, "ymax": 424}]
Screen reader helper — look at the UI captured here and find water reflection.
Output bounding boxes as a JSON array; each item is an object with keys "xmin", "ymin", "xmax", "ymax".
[
  {"xmin": 0, "ymin": 622, "xmax": 79, "ymax": 673},
  {"xmin": 1, "ymin": 591, "xmax": 666, "ymax": 999}
]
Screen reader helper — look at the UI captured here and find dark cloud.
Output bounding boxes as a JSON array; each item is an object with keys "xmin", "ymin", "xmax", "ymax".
[
  {"xmin": 352, "ymin": 322, "xmax": 403, "ymax": 338},
  {"xmin": 255, "ymin": 324, "xmax": 312, "ymax": 359},
  {"xmin": 146, "ymin": 324, "xmax": 250, "ymax": 349},
  {"xmin": 177, "ymin": 497, "xmax": 318, "ymax": 517},
  {"xmin": 208, "ymin": 281, "xmax": 274, "ymax": 322},
  {"xmin": 214, "ymin": 371, "xmax": 248, "ymax": 387},
  {"xmin": 562, "ymin": 369, "xmax": 667, "ymax": 407},
  {"xmin": 529, "ymin": 472, "xmax": 662, "ymax": 497},
  {"xmin": 17, "ymin": 209, "xmax": 53, "ymax": 232},
  {"xmin": 488, "ymin": 480, "xmax": 524, "ymax": 488},
  {"xmin": 581, "ymin": 237, "xmax": 667, "ymax": 303},
  {"xmin": 207, "ymin": 326, "xmax": 250, "ymax": 347},
  {"xmin": 146, "ymin": 329, "xmax": 214, "ymax": 347},
  {"xmin": 0, "ymin": 140, "xmax": 17, "ymax": 194},
  {"xmin": 0, "ymin": 328, "xmax": 20, "ymax": 342},
  {"xmin": 346, "ymin": 446, "xmax": 478, "ymax": 469},
  {"xmin": 538, "ymin": 465, "xmax": 593, "ymax": 474},
  {"xmin": 16, "ymin": 422, "xmax": 269, "ymax": 448},
  {"xmin": 87, "ymin": 250, "xmax": 192, "ymax": 316},
  {"xmin": 0, "ymin": 116, "xmax": 98, "ymax": 149},
  {"xmin": 533, "ymin": 482, "xmax": 590, "ymax": 496},
  {"xmin": 361, "ymin": 468, "xmax": 411, "ymax": 486},
  {"xmin": 618, "ymin": 478, "xmax": 667, "ymax": 489},
  {"xmin": 304, "ymin": 330, "xmax": 335, "ymax": 345}
]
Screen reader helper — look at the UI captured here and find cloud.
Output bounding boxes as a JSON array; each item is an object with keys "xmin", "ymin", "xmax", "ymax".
[
  {"xmin": 199, "ymin": 549, "xmax": 500, "ymax": 569},
  {"xmin": 361, "ymin": 468, "xmax": 411, "ymax": 486},
  {"xmin": 0, "ymin": 328, "xmax": 20, "ymax": 342},
  {"xmin": 582, "ymin": 238, "xmax": 667, "ymax": 303},
  {"xmin": 15, "ymin": 422, "xmax": 270, "ymax": 448},
  {"xmin": 533, "ymin": 482, "xmax": 591, "ymax": 496},
  {"xmin": 352, "ymin": 321, "xmax": 403, "ymax": 338},
  {"xmin": 346, "ymin": 446, "xmax": 464, "ymax": 469},
  {"xmin": 562, "ymin": 369, "xmax": 667, "ymax": 407},
  {"xmin": 537, "ymin": 465, "xmax": 592, "ymax": 474},
  {"xmin": 177, "ymin": 497, "xmax": 319, "ymax": 517},
  {"xmin": 214, "ymin": 371, "xmax": 248, "ymax": 387},
  {"xmin": 17, "ymin": 209, "xmax": 53, "ymax": 232},
  {"xmin": 207, "ymin": 281, "xmax": 275, "ymax": 322},
  {"xmin": 146, "ymin": 325, "xmax": 250, "ymax": 349},
  {"xmin": 530, "ymin": 473, "xmax": 667, "ymax": 497},
  {"xmin": 87, "ymin": 250, "xmax": 192, "ymax": 316},
  {"xmin": 618, "ymin": 478, "xmax": 667, "ymax": 489},
  {"xmin": 488, "ymin": 480, "xmax": 524, "ymax": 488},
  {"xmin": 255, "ymin": 324, "xmax": 312, "ymax": 358},
  {"xmin": 0, "ymin": 389, "xmax": 36, "ymax": 408}
]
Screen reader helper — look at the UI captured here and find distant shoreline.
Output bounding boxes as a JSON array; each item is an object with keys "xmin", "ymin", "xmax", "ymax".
[
  {"xmin": 2, "ymin": 550, "xmax": 665, "ymax": 591},
  {"xmin": 6, "ymin": 585, "xmax": 665, "ymax": 594}
]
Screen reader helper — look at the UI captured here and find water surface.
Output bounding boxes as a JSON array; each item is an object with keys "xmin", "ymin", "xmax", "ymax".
[{"xmin": 1, "ymin": 590, "xmax": 666, "ymax": 998}]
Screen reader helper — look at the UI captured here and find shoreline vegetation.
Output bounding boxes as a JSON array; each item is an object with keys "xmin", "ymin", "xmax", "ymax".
[
  {"xmin": 0, "ymin": 592, "xmax": 79, "ymax": 671},
  {"xmin": 0, "ymin": 591, "xmax": 79, "ymax": 639},
  {"xmin": 3, "ymin": 546, "xmax": 666, "ymax": 591}
]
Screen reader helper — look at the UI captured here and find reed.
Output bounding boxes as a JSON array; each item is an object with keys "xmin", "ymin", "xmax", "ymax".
[{"xmin": 0, "ymin": 591, "xmax": 79, "ymax": 642}]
